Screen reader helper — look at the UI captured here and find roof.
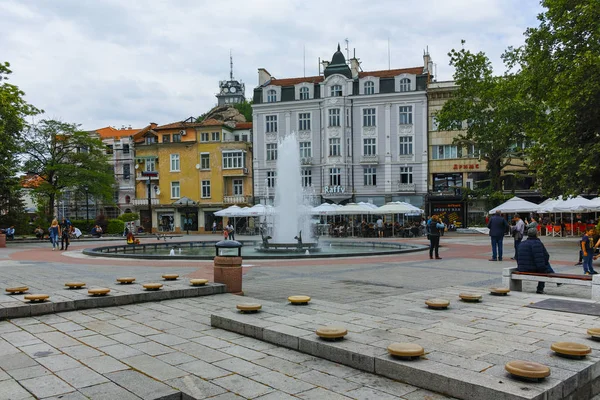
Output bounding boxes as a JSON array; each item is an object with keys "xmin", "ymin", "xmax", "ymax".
[
  {"xmin": 235, "ymin": 122, "xmax": 252, "ymax": 129},
  {"xmin": 269, "ymin": 75, "xmax": 324, "ymax": 87},
  {"xmin": 359, "ymin": 67, "xmax": 424, "ymax": 78},
  {"xmin": 199, "ymin": 118, "xmax": 225, "ymax": 127},
  {"xmin": 94, "ymin": 126, "xmax": 140, "ymax": 139},
  {"xmin": 20, "ymin": 174, "xmax": 44, "ymax": 189},
  {"xmin": 154, "ymin": 121, "xmax": 205, "ymax": 131}
]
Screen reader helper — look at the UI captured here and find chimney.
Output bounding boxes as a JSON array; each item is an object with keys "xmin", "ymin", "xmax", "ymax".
[
  {"xmin": 349, "ymin": 56, "xmax": 361, "ymax": 79},
  {"xmin": 150, "ymin": 122, "xmax": 157, "ymax": 129},
  {"xmin": 322, "ymin": 60, "xmax": 330, "ymax": 70},
  {"xmin": 258, "ymin": 68, "xmax": 272, "ymax": 86},
  {"xmin": 423, "ymin": 50, "xmax": 432, "ymax": 74}
]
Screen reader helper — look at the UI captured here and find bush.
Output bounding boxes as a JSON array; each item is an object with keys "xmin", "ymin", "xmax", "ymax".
[
  {"xmin": 106, "ymin": 219, "xmax": 125, "ymax": 234},
  {"xmin": 70, "ymin": 219, "xmax": 94, "ymax": 234},
  {"xmin": 118, "ymin": 212, "xmax": 139, "ymax": 222}
]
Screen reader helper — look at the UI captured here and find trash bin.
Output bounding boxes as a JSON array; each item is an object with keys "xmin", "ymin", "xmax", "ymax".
[
  {"xmin": 0, "ymin": 234, "xmax": 5, "ymax": 248},
  {"xmin": 214, "ymin": 240, "xmax": 243, "ymax": 294}
]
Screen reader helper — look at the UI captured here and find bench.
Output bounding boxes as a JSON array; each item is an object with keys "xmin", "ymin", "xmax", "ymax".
[{"xmin": 502, "ymin": 267, "xmax": 600, "ymax": 300}]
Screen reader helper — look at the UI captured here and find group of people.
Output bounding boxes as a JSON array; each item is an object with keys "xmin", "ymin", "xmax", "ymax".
[
  {"xmin": 48, "ymin": 218, "xmax": 74, "ymax": 251},
  {"xmin": 1, "ymin": 226, "xmax": 15, "ymax": 240},
  {"xmin": 223, "ymin": 222, "xmax": 235, "ymax": 240}
]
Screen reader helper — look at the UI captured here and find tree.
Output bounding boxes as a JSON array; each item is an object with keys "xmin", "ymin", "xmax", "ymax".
[
  {"xmin": 0, "ymin": 62, "xmax": 41, "ymax": 229},
  {"xmin": 233, "ymin": 100, "xmax": 253, "ymax": 122},
  {"xmin": 21, "ymin": 119, "xmax": 115, "ymax": 221},
  {"xmin": 435, "ymin": 41, "xmax": 541, "ymax": 195},
  {"xmin": 504, "ymin": 0, "xmax": 600, "ymax": 196}
]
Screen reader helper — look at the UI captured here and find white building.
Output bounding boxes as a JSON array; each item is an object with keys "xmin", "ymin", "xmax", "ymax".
[{"xmin": 252, "ymin": 45, "xmax": 432, "ymax": 207}]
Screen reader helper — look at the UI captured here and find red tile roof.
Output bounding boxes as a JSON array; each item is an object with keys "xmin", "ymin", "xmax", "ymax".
[
  {"xmin": 235, "ymin": 122, "xmax": 252, "ymax": 129},
  {"xmin": 359, "ymin": 67, "xmax": 424, "ymax": 78},
  {"xmin": 199, "ymin": 118, "xmax": 225, "ymax": 127},
  {"xmin": 154, "ymin": 120, "xmax": 205, "ymax": 130},
  {"xmin": 95, "ymin": 126, "xmax": 140, "ymax": 139},
  {"xmin": 269, "ymin": 75, "xmax": 324, "ymax": 86}
]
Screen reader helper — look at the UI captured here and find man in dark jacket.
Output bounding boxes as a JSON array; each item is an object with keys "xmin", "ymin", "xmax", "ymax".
[
  {"xmin": 517, "ymin": 228, "xmax": 558, "ymax": 294},
  {"xmin": 487, "ymin": 210, "xmax": 509, "ymax": 261}
]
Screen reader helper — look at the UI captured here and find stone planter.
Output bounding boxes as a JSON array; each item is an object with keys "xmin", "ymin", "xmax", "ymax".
[{"xmin": 0, "ymin": 234, "xmax": 5, "ymax": 248}]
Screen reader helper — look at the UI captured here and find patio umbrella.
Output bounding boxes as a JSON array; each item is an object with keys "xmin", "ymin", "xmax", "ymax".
[
  {"xmin": 375, "ymin": 202, "xmax": 423, "ymax": 235},
  {"xmin": 488, "ymin": 196, "xmax": 541, "ymax": 214}
]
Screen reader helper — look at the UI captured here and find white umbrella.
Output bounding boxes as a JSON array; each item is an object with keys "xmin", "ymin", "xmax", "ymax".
[
  {"xmin": 214, "ymin": 205, "xmax": 244, "ymax": 217},
  {"xmin": 376, "ymin": 201, "xmax": 422, "ymax": 214},
  {"xmin": 488, "ymin": 196, "xmax": 540, "ymax": 214},
  {"xmin": 311, "ymin": 203, "xmax": 340, "ymax": 215},
  {"xmin": 334, "ymin": 203, "xmax": 374, "ymax": 215},
  {"xmin": 551, "ymin": 196, "xmax": 595, "ymax": 213}
]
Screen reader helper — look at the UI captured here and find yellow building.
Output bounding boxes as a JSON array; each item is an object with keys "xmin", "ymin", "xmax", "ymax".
[{"xmin": 132, "ymin": 117, "xmax": 253, "ymax": 233}]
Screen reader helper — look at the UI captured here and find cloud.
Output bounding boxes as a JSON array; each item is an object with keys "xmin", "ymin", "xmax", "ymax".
[{"xmin": 0, "ymin": 0, "xmax": 544, "ymax": 129}]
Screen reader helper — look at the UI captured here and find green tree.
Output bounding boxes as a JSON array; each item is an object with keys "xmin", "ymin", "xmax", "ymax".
[
  {"xmin": 21, "ymin": 119, "xmax": 115, "ymax": 221},
  {"xmin": 504, "ymin": 0, "xmax": 600, "ymax": 196},
  {"xmin": 0, "ymin": 62, "xmax": 41, "ymax": 229},
  {"xmin": 233, "ymin": 100, "xmax": 253, "ymax": 122},
  {"xmin": 435, "ymin": 41, "xmax": 540, "ymax": 194}
]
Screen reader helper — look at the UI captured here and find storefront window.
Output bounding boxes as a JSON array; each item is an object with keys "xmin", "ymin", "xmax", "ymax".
[{"xmin": 433, "ymin": 173, "xmax": 463, "ymax": 195}]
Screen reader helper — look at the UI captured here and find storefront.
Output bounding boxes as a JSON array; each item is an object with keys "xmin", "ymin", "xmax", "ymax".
[{"xmin": 428, "ymin": 198, "xmax": 466, "ymax": 228}]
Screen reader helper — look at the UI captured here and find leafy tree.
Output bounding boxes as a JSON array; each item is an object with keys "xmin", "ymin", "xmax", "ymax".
[
  {"xmin": 21, "ymin": 119, "xmax": 115, "ymax": 221},
  {"xmin": 117, "ymin": 212, "xmax": 139, "ymax": 222},
  {"xmin": 0, "ymin": 62, "xmax": 41, "ymax": 229},
  {"xmin": 504, "ymin": 0, "xmax": 600, "ymax": 196},
  {"xmin": 434, "ymin": 41, "xmax": 541, "ymax": 195},
  {"xmin": 234, "ymin": 100, "xmax": 253, "ymax": 122}
]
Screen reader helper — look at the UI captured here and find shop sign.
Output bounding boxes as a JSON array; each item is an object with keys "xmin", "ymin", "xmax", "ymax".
[
  {"xmin": 453, "ymin": 164, "xmax": 480, "ymax": 170},
  {"xmin": 323, "ymin": 185, "xmax": 345, "ymax": 194}
]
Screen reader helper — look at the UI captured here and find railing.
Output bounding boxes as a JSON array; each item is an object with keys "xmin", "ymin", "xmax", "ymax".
[
  {"xmin": 132, "ymin": 198, "xmax": 159, "ymax": 206},
  {"xmin": 300, "ymin": 157, "xmax": 313, "ymax": 165},
  {"xmin": 397, "ymin": 183, "xmax": 416, "ymax": 192},
  {"xmin": 136, "ymin": 172, "xmax": 159, "ymax": 181},
  {"xmin": 360, "ymin": 155, "xmax": 379, "ymax": 164},
  {"xmin": 224, "ymin": 195, "xmax": 252, "ymax": 204}
]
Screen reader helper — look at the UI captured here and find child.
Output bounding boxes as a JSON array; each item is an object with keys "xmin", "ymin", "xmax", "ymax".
[
  {"xmin": 581, "ymin": 228, "xmax": 598, "ymax": 275},
  {"xmin": 223, "ymin": 229, "xmax": 229, "ymax": 239}
]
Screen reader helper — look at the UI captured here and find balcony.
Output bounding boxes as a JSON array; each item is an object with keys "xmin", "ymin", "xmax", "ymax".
[
  {"xmin": 360, "ymin": 155, "xmax": 379, "ymax": 164},
  {"xmin": 136, "ymin": 172, "xmax": 159, "ymax": 181},
  {"xmin": 300, "ymin": 157, "xmax": 313, "ymax": 165},
  {"xmin": 224, "ymin": 195, "xmax": 252, "ymax": 204},
  {"xmin": 132, "ymin": 198, "xmax": 160, "ymax": 206},
  {"xmin": 397, "ymin": 183, "xmax": 416, "ymax": 192}
]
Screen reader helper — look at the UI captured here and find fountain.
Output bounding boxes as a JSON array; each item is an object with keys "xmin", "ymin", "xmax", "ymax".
[{"xmin": 256, "ymin": 133, "xmax": 320, "ymax": 253}]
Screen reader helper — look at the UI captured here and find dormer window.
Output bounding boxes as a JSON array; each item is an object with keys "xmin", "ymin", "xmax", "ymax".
[
  {"xmin": 145, "ymin": 136, "xmax": 156, "ymax": 145},
  {"xmin": 330, "ymin": 85, "xmax": 342, "ymax": 97},
  {"xmin": 364, "ymin": 81, "xmax": 374, "ymax": 95},
  {"xmin": 299, "ymin": 87, "xmax": 309, "ymax": 100},
  {"xmin": 267, "ymin": 89, "xmax": 277, "ymax": 103},
  {"xmin": 399, "ymin": 78, "xmax": 411, "ymax": 92}
]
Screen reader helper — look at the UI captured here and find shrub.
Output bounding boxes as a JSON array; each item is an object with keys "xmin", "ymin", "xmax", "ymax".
[
  {"xmin": 118, "ymin": 212, "xmax": 139, "ymax": 222},
  {"xmin": 107, "ymin": 219, "xmax": 125, "ymax": 234}
]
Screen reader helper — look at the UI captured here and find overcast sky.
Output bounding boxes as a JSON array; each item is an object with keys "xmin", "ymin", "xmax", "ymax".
[{"xmin": 1, "ymin": 0, "xmax": 544, "ymax": 130}]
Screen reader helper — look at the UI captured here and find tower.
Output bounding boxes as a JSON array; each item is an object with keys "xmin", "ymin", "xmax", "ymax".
[{"xmin": 216, "ymin": 51, "xmax": 246, "ymax": 106}]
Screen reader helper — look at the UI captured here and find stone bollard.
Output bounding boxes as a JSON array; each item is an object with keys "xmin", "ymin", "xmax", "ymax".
[
  {"xmin": 213, "ymin": 240, "xmax": 243, "ymax": 295},
  {"xmin": 0, "ymin": 234, "xmax": 5, "ymax": 248}
]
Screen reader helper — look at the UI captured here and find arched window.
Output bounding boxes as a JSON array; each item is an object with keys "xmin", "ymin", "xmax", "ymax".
[
  {"xmin": 399, "ymin": 78, "xmax": 411, "ymax": 92},
  {"xmin": 125, "ymin": 208, "xmax": 132, "ymax": 213},
  {"xmin": 299, "ymin": 87, "xmax": 309, "ymax": 100},
  {"xmin": 266, "ymin": 89, "xmax": 277, "ymax": 103},
  {"xmin": 364, "ymin": 81, "xmax": 374, "ymax": 95},
  {"xmin": 125, "ymin": 195, "xmax": 131, "ymax": 204},
  {"xmin": 330, "ymin": 85, "xmax": 342, "ymax": 97}
]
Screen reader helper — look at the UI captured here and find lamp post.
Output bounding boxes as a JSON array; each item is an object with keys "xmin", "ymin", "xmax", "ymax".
[
  {"xmin": 185, "ymin": 199, "xmax": 190, "ymax": 235},
  {"xmin": 83, "ymin": 186, "xmax": 89, "ymax": 225},
  {"xmin": 142, "ymin": 171, "xmax": 158, "ymax": 233}
]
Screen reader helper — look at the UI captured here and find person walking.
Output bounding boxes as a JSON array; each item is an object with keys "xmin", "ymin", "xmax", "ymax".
[
  {"xmin": 48, "ymin": 219, "xmax": 61, "ymax": 251},
  {"xmin": 488, "ymin": 210, "xmax": 508, "ymax": 261},
  {"xmin": 212, "ymin": 221, "xmax": 217, "ymax": 234},
  {"xmin": 517, "ymin": 227, "xmax": 560, "ymax": 294},
  {"xmin": 227, "ymin": 221, "xmax": 235, "ymax": 241},
  {"xmin": 376, "ymin": 217, "xmax": 384, "ymax": 238},
  {"xmin": 510, "ymin": 214, "xmax": 525, "ymax": 260},
  {"xmin": 428, "ymin": 215, "xmax": 445, "ymax": 260},
  {"xmin": 581, "ymin": 227, "xmax": 598, "ymax": 275},
  {"xmin": 60, "ymin": 217, "xmax": 71, "ymax": 251}
]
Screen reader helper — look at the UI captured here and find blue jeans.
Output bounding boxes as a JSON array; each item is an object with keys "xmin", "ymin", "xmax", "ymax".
[
  {"xmin": 50, "ymin": 234, "xmax": 58, "ymax": 248},
  {"xmin": 514, "ymin": 238, "xmax": 522, "ymax": 259},
  {"xmin": 491, "ymin": 236, "xmax": 504, "ymax": 260},
  {"xmin": 583, "ymin": 252, "xmax": 595, "ymax": 274}
]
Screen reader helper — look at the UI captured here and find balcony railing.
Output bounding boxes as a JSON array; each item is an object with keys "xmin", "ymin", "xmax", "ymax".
[
  {"xmin": 360, "ymin": 155, "xmax": 379, "ymax": 164},
  {"xmin": 300, "ymin": 157, "xmax": 313, "ymax": 165},
  {"xmin": 224, "ymin": 195, "xmax": 252, "ymax": 204},
  {"xmin": 132, "ymin": 198, "xmax": 160, "ymax": 206},
  {"xmin": 136, "ymin": 172, "xmax": 159, "ymax": 181},
  {"xmin": 397, "ymin": 183, "xmax": 416, "ymax": 192}
]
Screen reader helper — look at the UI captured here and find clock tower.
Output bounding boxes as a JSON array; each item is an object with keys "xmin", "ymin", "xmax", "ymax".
[{"xmin": 216, "ymin": 52, "xmax": 246, "ymax": 106}]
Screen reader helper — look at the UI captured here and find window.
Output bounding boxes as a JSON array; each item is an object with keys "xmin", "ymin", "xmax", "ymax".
[
  {"xmin": 125, "ymin": 195, "xmax": 131, "ymax": 204},
  {"xmin": 431, "ymin": 145, "xmax": 463, "ymax": 160},
  {"xmin": 399, "ymin": 78, "xmax": 411, "ymax": 92},
  {"xmin": 78, "ymin": 146, "xmax": 89, "ymax": 154},
  {"xmin": 363, "ymin": 138, "xmax": 376, "ymax": 156},
  {"xmin": 266, "ymin": 115, "xmax": 278, "ymax": 133},
  {"xmin": 233, "ymin": 179, "xmax": 243, "ymax": 195},
  {"xmin": 433, "ymin": 173, "xmax": 463, "ymax": 193},
  {"xmin": 364, "ymin": 167, "xmax": 377, "ymax": 186},
  {"xmin": 106, "ymin": 145, "xmax": 113, "ymax": 155},
  {"xmin": 211, "ymin": 131, "xmax": 220, "ymax": 141},
  {"xmin": 299, "ymin": 142, "xmax": 312, "ymax": 158},
  {"xmin": 466, "ymin": 144, "xmax": 480, "ymax": 158},
  {"xmin": 399, "ymin": 106, "xmax": 413, "ymax": 124},
  {"xmin": 364, "ymin": 81, "xmax": 374, "ymax": 95},
  {"xmin": 301, "ymin": 169, "xmax": 312, "ymax": 187},
  {"xmin": 201, "ymin": 132, "xmax": 209, "ymax": 142},
  {"xmin": 329, "ymin": 167, "xmax": 341, "ymax": 186},
  {"xmin": 266, "ymin": 171, "xmax": 277, "ymax": 188},
  {"xmin": 170, "ymin": 154, "xmax": 180, "ymax": 171},
  {"xmin": 328, "ymin": 109, "xmax": 340, "ymax": 127},
  {"xmin": 330, "ymin": 85, "xmax": 342, "ymax": 97},
  {"xmin": 200, "ymin": 153, "xmax": 210, "ymax": 169},
  {"xmin": 399, "ymin": 136, "xmax": 413, "ymax": 155},
  {"xmin": 267, "ymin": 89, "xmax": 277, "ymax": 102},
  {"xmin": 201, "ymin": 180, "xmax": 211, "ymax": 198},
  {"xmin": 329, "ymin": 137, "xmax": 341, "ymax": 156},
  {"xmin": 400, "ymin": 167, "xmax": 413, "ymax": 184},
  {"xmin": 145, "ymin": 135, "xmax": 156, "ymax": 144},
  {"xmin": 162, "ymin": 134, "xmax": 171, "ymax": 143},
  {"xmin": 299, "ymin": 87, "xmax": 309, "ymax": 100},
  {"xmin": 171, "ymin": 182, "xmax": 180, "ymax": 198},
  {"xmin": 145, "ymin": 159, "xmax": 156, "ymax": 172},
  {"xmin": 363, "ymin": 108, "xmax": 376, "ymax": 127},
  {"xmin": 346, "ymin": 108, "xmax": 350, "ymax": 126},
  {"xmin": 173, "ymin": 133, "xmax": 181, "ymax": 143},
  {"xmin": 123, "ymin": 144, "xmax": 130, "ymax": 154},
  {"xmin": 123, "ymin": 164, "xmax": 131, "ymax": 180},
  {"xmin": 298, "ymin": 113, "xmax": 311, "ymax": 131},
  {"xmin": 222, "ymin": 151, "xmax": 245, "ymax": 169},
  {"xmin": 266, "ymin": 143, "xmax": 278, "ymax": 161}
]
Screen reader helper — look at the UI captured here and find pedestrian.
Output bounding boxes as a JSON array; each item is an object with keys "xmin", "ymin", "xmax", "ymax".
[
  {"xmin": 60, "ymin": 217, "xmax": 71, "ymax": 250},
  {"xmin": 376, "ymin": 216, "xmax": 384, "ymax": 238},
  {"xmin": 227, "ymin": 222, "xmax": 235, "ymax": 241},
  {"xmin": 488, "ymin": 210, "xmax": 508, "ymax": 261},
  {"xmin": 510, "ymin": 214, "xmax": 525, "ymax": 260},
  {"xmin": 48, "ymin": 219, "xmax": 61, "ymax": 251},
  {"xmin": 212, "ymin": 221, "xmax": 217, "ymax": 234},
  {"xmin": 581, "ymin": 227, "xmax": 598, "ymax": 275},
  {"xmin": 517, "ymin": 227, "xmax": 561, "ymax": 294},
  {"xmin": 428, "ymin": 215, "xmax": 445, "ymax": 260}
]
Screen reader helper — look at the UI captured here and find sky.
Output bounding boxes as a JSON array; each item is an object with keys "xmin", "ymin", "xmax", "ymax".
[{"xmin": 1, "ymin": 0, "xmax": 545, "ymax": 131}]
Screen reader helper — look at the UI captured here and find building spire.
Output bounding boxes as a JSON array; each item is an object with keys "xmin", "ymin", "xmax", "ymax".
[{"xmin": 230, "ymin": 49, "xmax": 233, "ymax": 80}]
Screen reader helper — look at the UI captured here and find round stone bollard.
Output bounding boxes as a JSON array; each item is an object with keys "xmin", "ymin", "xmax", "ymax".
[
  {"xmin": 0, "ymin": 234, "xmax": 6, "ymax": 248},
  {"xmin": 214, "ymin": 240, "xmax": 243, "ymax": 295}
]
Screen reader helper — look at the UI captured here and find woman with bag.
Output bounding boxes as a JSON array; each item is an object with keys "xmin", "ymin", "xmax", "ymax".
[{"xmin": 48, "ymin": 219, "xmax": 61, "ymax": 251}]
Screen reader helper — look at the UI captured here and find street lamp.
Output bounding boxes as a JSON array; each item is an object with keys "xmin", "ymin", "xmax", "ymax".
[
  {"xmin": 83, "ymin": 186, "xmax": 89, "ymax": 225},
  {"xmin": 142, "ymin": 171, "xmax": 158, "ymax": 233}
]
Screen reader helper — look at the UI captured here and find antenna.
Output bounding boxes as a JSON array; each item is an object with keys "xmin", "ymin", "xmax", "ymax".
[
  {"xmin": 344, "ymin": 38, "xmax": 350, "ymax": 62},
  {"xmin": 229, "ymin": 50, "xmax": 233, "ymax": 80},
  {"xmin": 318, "ymin": 57, "xmax": 321, "ymax": 76},
  {"xmin": 387, "ymin": 37, "xmax": 391, "ymax": 70},
  {"xmin": 303, "ymin": 45, "xmax": 306, "ymax": 77}
]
